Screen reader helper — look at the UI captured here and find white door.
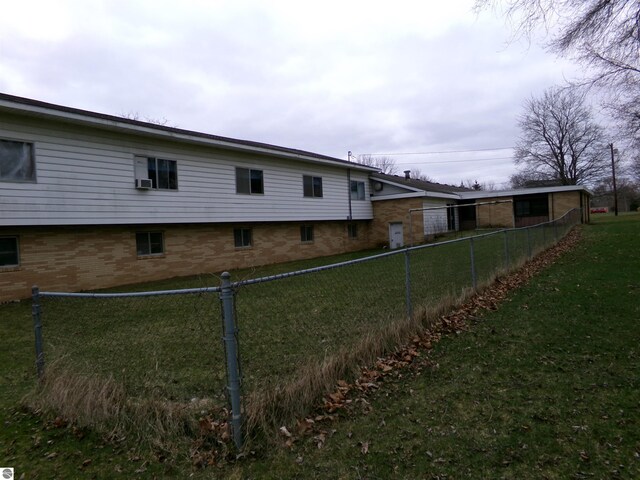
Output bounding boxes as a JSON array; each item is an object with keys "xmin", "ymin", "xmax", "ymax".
[{"xmin": 389, "ymin": 222, "xmax": 404, "ymax": 249}]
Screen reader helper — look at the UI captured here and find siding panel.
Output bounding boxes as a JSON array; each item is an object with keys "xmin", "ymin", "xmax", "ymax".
[{"xmin": 1, "ymin": 112, "xmax": 373, "ymax": 225}]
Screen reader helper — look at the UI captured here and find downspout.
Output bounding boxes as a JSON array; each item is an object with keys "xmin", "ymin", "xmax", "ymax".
[{"xmin": 347, "ymin": 168, "xmax": 353, "ymax": 221}]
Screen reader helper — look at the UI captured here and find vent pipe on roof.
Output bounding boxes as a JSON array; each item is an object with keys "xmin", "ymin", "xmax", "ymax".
[{"xmin": 404, "ymin": 170, "xmax": 411, "ymax": 180}]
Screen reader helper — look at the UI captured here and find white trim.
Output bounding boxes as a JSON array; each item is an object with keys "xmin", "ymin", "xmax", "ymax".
[
  {"xmin": 370, "ymin": 192, "xmax": 426, "ymax": 201},
  {"xmin": 458, "ymin": 185, "xmax": 592, "ymax": 199},
  {"xmin": 371, "ymin": 190, "xmax": 461, "ymax": 201}
]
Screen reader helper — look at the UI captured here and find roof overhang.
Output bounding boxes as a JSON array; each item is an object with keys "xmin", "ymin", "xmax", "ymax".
[
  {"xmin": 0, "ymin": 93, "xmax": 378, "ymax": 172},
  {"xmin": 457, "ymin": 185, "xmax": 593, "ymax": 199}
]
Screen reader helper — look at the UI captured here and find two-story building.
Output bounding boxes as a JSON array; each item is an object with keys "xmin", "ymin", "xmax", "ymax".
[
  {"xmin": 0, "ymin": 93, "xmax": 378, "ymax": 301},
  {"xmin": 0, "ymin": 93, "xmax": 591, "ymax": 302}
]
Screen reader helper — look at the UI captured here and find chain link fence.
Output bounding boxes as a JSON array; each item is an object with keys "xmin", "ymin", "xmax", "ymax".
[{"xmin": 32, "ymin": 208, "xmax": 581, "ymax": 448}]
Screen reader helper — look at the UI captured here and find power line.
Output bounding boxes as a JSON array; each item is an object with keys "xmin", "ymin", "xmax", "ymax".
[
  {"xmin": 361, "ymin": 146, "xmax": 515, "ymax": 156},
  {"xmin": 394, "ymin": 156, "xmax": 514, "ymax": 165}
]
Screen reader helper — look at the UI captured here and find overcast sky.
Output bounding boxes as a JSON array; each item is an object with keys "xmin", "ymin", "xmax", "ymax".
[{"xmin": 0, "ymin": 0, "xmax": 581, "ymax": 188}]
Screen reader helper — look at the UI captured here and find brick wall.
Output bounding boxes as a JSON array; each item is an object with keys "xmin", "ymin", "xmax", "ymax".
[
  {"xmin": 550, "ymin": 191, "xmax": 581, "ymax": 220},
  {"xmin": 476, "ymin": 198, "xmax": 514, "ymax": 228},
  {"xmin": 371, "ymin": 197, "xmax": 424, "ymax": 246},
  {"xmin": 0, "ymin": 221, "xmax": 374, "ymax": 302}
]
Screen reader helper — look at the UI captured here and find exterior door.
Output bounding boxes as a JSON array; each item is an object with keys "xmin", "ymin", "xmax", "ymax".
[{"xmin": 389, "ymin": 222, "xmax": 404, "ymax": 249}]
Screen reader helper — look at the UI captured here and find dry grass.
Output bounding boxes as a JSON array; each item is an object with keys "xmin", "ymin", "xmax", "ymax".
[
  {"xmin": 23, "ymin": 360, "xmax": 217, "ymax": 457},
  {"xmin": 243, "ymin": 291, "xmax": 473, "ymax": 442}
]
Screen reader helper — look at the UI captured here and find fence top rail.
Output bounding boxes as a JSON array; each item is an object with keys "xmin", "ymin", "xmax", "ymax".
[
  {"xmin": 36, "ymin": 208, "xmax": 580, "ymax": 297},
  {"xmin": 233, "ymin": 208, "xmax": 581, "ymax": 288},
  {"xmin": 232, "ymin": 248, "xmax": 406, "ymax": 288},
  {"xmin": 38, "ymin": 285, "xmax": 221, "ymax": 299}
]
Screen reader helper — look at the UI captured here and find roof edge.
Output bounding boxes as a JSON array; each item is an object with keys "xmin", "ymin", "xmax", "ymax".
[{"xmin": 0, "ymin": 92, "xmax": 378, "ymax": 172}]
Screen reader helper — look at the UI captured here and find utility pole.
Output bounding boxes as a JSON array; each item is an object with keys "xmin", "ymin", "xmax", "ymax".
[{"xmin": 609, "ymin": 143, "xmax": 619, "ymax": 216}]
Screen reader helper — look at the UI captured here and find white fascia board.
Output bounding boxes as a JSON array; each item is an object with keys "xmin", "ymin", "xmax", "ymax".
[
  {"xmin": 457, "ymin": 185, "xmax": 592, "ymax": 199},
  {"xmin": 0, "ymin": 98, "xmax": 377, "ymax": 173},
  {"xmin": 370, "ymin": 191, "xmax": 460, "ymax": 201}
]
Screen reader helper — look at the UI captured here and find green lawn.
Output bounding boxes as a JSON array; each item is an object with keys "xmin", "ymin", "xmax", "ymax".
[
  {"xmin": 2, "ymin": 213, "xmax": 636, "ymax": 478},
  {"xmin": 233, "ymin": 213, "xmax": 640, "ymax": 479}
]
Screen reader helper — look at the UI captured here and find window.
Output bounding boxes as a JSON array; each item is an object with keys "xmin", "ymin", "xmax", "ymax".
[
  {"xmin": 350, "ymin": 180, "xmax": 365, "ymax": 200},
  {"xmin": 0, "ymin": 237, "xmax": 19, "ymax": 266},
  {"xmin": 300, "ymin": 225, "xmax": 314, "ymax": 243},
  {"xmin": 514, "ymin": 194, "xmax": 549, "ymax": 217},
  {"xmin": 0, "ymin": 139, "xmax": 35, "ymax": 182},
  {"xmin": 303, "ymin": 175, "xmax": 323, "ymax": 198},
  {"xmin": 236, "ymin": 167, "xmax": 264, "ymax": 194},
  {"xmin": 135, "ymin": 156, "xmax": 178, "ymax": 190},
  {"xmin": 347, "ymin": 223, "xmax": 358, "ymax": 239},
  {"xmin": 234, "ymin": 228, "xmax": 252, "ymax": 248},
  {"xmin": 136, "ymin": 232, "xmax": 164, "ymax": 256}
]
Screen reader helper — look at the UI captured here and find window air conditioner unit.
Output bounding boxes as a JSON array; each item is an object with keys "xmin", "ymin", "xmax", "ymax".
[{"xmin": 135, "ymin": 178, "xmax": 153, "ymax": 189}]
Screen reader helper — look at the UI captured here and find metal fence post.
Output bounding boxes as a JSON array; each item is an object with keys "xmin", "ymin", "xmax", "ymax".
[
  {"xmin": 469, "ymin": 237, "xmax": 477, "ymax": 290},
  {"xmin": 219, "ymin": 272, "xmax": 243, "ymax": 450},
  {"xmin": 31, "ymin": 286, "xmax": 45, "ymax": 380},
  {"xmin": 503, "ymin": 230, "xmax": 510, "ymax": 271},
  {"xmin": 404, "ymin": 248, "xmax": 412, "ymax": 319},
  {"xmin": 526, "ymin": 227, "xmax": 532, "ymax": 259}
]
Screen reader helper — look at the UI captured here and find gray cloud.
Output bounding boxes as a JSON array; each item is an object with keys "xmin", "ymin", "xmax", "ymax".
[{"xmin": 0, "ymin": 0, "xmax": 580, "ymax": 187}]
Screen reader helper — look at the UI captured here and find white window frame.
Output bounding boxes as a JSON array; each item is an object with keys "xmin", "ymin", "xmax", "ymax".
[
  {"xmin": 350, "ymin": 180, "xmax": 365, "ymax": 201},
  {"xmin": 0, "ymin": 139, "xmax": 36, "ymax": 183},
  {"xmin": 235, "ymin": 167, "xmax": 264, "ymax": 195},
  {"xmin": 134, "ymin": 156, "xmax": 178, "ymax": 190},
  {"xmin": 303, "ymin": 175, "xmax": 323, "ymax": 198}
]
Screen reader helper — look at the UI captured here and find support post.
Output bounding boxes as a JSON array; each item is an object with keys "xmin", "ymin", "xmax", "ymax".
[
  {"xmin": 404, "ymin": 248, "xmax": 412, "ymax": 320},
  {"xmin": 31, "ymin": 286, "xmax": 45, "ymax": 380},
  {"xmin": 469, "ymin": 237, "xmax": 477, "ymax": 290},
  {"xmin": 503, "ymin": 230, "xmax": 510, "ymax": 271},
  {"xmin": 219, "ymin": 272, "xmax": 243, "ymax": 450},
  {"xmin": 526, "ymin": 227, "xmax": 532, "ymax": 259}
]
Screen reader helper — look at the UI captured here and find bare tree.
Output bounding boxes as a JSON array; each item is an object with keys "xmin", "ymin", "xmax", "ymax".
[
  {"xmin": 120, "ymin": 111, "xmax": 176, "ymax": 127},
  {"xmin": 475, "ymin": 0, "xmax": 640, "ymax": 145},
  {"xmin": 515, "ymin": 87, "xmax": 609, "ymax": 185},
  {"xmin": 409, "ymin": 168, "xmax": 435, "ymax": 182},
  {"xmin": 355, "ymin": 154, "xmax": 398, "ymax": 175},
  {"xmin": 632, "ymin": 155, "xmax": 640, "ymax": 182}
]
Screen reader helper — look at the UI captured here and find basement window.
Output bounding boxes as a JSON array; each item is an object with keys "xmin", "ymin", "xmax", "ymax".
[
  {"xmin": 0, "ymin": 236, "xmax": 19, "ymax": 267},
  {"xmin": 300, "ymin": 225, "xmax": 314, "ymax": 243},
  {"xmin": 136, "ymin": 232, "xmax": 164, "ymax": 256},
  {"xmin": 234, "ymin": 228, "xmax": 252, "ymax": 248}
]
